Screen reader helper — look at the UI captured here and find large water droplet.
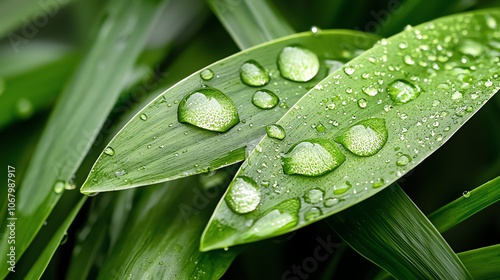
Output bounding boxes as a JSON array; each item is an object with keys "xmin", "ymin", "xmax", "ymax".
[
  {"xmin": 104, "ymin": 147, "xmax": 115, "ymax": 156},
  {"xmin": 336, "ymin": 118, "xmax": 388, "ymax": 157},
  {"xmin": 225, "ymin": 176, "xmax": 261, "ymax": 214},
  {"xmin": 200, "ymin": 69, "xmax": 214, "ymax": 80},
  {"xmin": 252, "ymin": 89, "xmax": 279, "ymax": 109},
  {"xmin": 266, "ymin": 124, "xmax": 286, "ymax": 140},
  {"xmin": 240, "ymin": 60, "xmax": 270, "ymax": 86},
  {"xmin": 277, "ymin": 45, "xmax": 319, "ymax": 82},
  {"xmin": 387, "ymin": 79, "xmax": 421, "ymax": 105},
  {"xmin": 282, "ymin": 139, "xmax": 346, "ymax": 176},
  {"xmin": 178, "ymin": 88, "xmax": 239, "ymax": 132}
]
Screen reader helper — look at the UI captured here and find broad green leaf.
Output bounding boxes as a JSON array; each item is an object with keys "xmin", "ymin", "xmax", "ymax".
[
  {"xmin": 207, "ymin": 0, "xmax": 295, "ymax": 50},
  {"xmin": 80, "ymin": 30, "xmax": 380, "ymax": 194},
  {"xmin": 24, "ymin": 197, "xmax": 86, "ymax": 279},
  {"xmin": 458, "ymin": 244, "xmax": 500, "ymax": 279},
  {"xmin": 0, "ymin": 0, "xmax": 171, "ymax": 276},
  {"xmin": 201, "ymin": 10, "xmax": 500, "ymax": 251},
  {"xmin": 97, "ymin": 176, "xmax": 237, "ymax": 280},
  {"xmin": 429, "ymin": 175, "xmax": 500, "ymax": 233},
  {"xmin": 329, "ymin": 184, "xmax": 471, "ymax": 279}
]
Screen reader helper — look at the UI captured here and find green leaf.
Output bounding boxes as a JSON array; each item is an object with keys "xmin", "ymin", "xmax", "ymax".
[
  {"xmin": 429, "ymin": 175, "xmax": 500, "ymax": 233},
  {"xmin": 96, "ymin": 176, "xmax": 237, "ymax": 279},
  {"xmin": 201, "ymin": 10, "xmax": 500, "ymax": 251},
  {"xmin": 459, "ymin": 244, "xmax": 500, "ymax": 279},
  {"xmin": 80, "ymin": 30, "xmax": 380, "ymax": 194},
  {"xmin": 0, "ymin": 0, "xmax": 171, "ymax": 276},
  {"xmin": 329, "ymin": 184, "xmax": 471, "ymax": 279},
  {"xmin": 24, "ymin": 197, "xmax": 86, "ymax": 279},
  {"xmin": 207, "ymin": 0, "xmax": 295, "ymax": 49}
]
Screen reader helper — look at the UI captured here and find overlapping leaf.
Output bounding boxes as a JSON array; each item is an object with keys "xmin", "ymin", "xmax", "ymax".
[
  {"xmin": 201, "ymin": 10, "xmax": 500, "ymax": 250},
  {"xmin": 80, "ymin": 30, "xmax": 380, "ymax": 194}
]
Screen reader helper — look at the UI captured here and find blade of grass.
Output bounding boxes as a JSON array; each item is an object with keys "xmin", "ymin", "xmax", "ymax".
[
  {"xmin": 80, "ymin": 30, "xmax": 379, "ymax": 194},
  {"xmin": 97, "ymin": 176, "xmax": 238, "ymax": 279},
  {"xmin": 329, "ymin": 184, "xmax": 472, "ymax": 279},
  {"xmin": 0, "ymin": 0, "xmax": 171, "ymax": 276},
  {"xmin": 458, "ymin": 244, "xmax": 500, "ymax": 279},
  {"xmin": 429, "ymin": 175, "xmax": 500, "ymax": 233},
  {"xmin": 23, "ymin": 197, "xmax": 86, "ymax": 279},
  {"xmin": 201, "ymin": 9, "xmax": 500, "ymax": 251},
  {"xmin": 207, "ymin": 0, "xmax": 295, "ymax": 49}
]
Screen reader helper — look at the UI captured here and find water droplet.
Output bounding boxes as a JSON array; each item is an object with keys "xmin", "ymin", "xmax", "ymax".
[
  {"xmin": 305, "ymin": 207, "xmax": 322, "ymax": 221},
  {"xmin": 403, "ymin": 55, "xmax": 415, "ymax": 65},
  {"xmin": 387, "ymin": 79, "xmax": 421, "ymax": 105},
  {"xmin": 357, "ymin": 98, "xmax": 367, "ymax": 108},
  {"xmin": 305, "ymin": 189, "xmax": 324, "ymax": 204},
  {"xmin": 244, "ymin": 199, "xmax": 300, "ymax": 238},
  {"xmin": 324, "ymin": 198, "xmax": 339, "ymax": 207},
  {"xmin": 277, "ymin": 45, "xmax": 319, "ymax": 82},
  {"xmin": 451, "ymin": 91, "xmax": 463, "ymax": 100},
  {"xmin": 343, "ymin": 66, "xmax": 355, "ymax": 76},
  {"xmin": 333, "ymin": 181, "xmax": 352, "ymax": 195},
  {"xmin": 16, "ymin": 98, "xmax": 33, "ymax": 118},
  {"xmin": 372, "ymin": 178, "xmax": 385, "ymax": 188},
  {"xmin": 315, "ymin": 123, "xmax": 326, "ymax": 133},
  {"xmin": 252, "ymin": 89, "xmax": 279, "ymax": 109},
  {"xmin": 178, "ymin": 88, "xmax": 239, "ymax": 132},
  {"xmin": 311, "ymin": 25, "xmax": 319, "ymax": 34},
  {"xmin": 485, "ymin": 80, "xmax": 493, "ymax": 87},
  {"xmin": 457, "ymin": 39, "xmax": 484, "ymax": 57},
  {"xmin": 266, "ymin": 124, "xmax": 286, "ymax": 140},
  {"xmin": 240, "ymin": 60, "xmax": 270, "ymax": 86},
  {"xmin": 200, "ymin": 69, "xmax": 214, "ymax": 80},
  {"xmin": 139, "ymin": 113, "xmax": 148, "ymax": 121},
  {"xmin": 485, "ymin": 14, "xmax": 497, "ymax": 29},
  {"xmin": 396, "ymin": 154, "xmax": 412, "ymax": 166},
  {"xmin": 336, "ymin": 118, "xmax": 388, "ymax": 157},
  {"xmin": 282, "ymin": 139, "xmax": 346, "ymax": 177},
  {"xmin": 53, "ymin": 181, "xmax": 65, "ymax": 194},
  {"xmin": 115, "ymin": 170, "xmax": 127, "ymax": 177},
  {"xmin": 462, "ymin": 190, "xmax": 471, "ymax": 198},
  {"xmin": 362, "ymin": 86, "xmax": 378, "ymax": 96},
  {"xmin": 104, "ymin": 147, "xmax": 115, "ymax": 156},
  {"xmin": 225, "ymin": 176, "xmax": 261, "ymax": 214},
  {"xmin": 60, "ymin": 232, "xmax": 68, "ymax": 245}
]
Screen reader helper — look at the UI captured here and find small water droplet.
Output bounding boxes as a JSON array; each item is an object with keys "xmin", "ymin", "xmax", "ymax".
[
  {"xmin": 139, "ymin": 113, "xmax": 148, "ymax": 121},
  {"xmin": 462, "ymin": 190, "xmax": 471, "ymax": 198},
  {"xmin": 324, "ymin": 198, "xmax": 339, "ymax": 207},
  {"xmin": 336, "ymin": 118, "xmax": 388, "ymax": 157},
  {"xmin": 357, "ymin": 98, "xmax": 368, "ymax": 108},
  {"xmin": 282, "ymin": 139, "xmax": 346, "ymax": 177},
  {"xmin": 343, "ymin": 66, "xmax": 355, "ymax": 76},
  {"xmin": 403, "ymin": 55, "xmax": 415, "ymax": 65},
  {"xmin": 362, "ymin": 86, "xmax": 378, "ymax": 96},
  {"xmin": 115, "ymin": 170, "xmax": 127, "ymax": 177},
  {"xmin": 396, "ymin": 154, "xmax": 412, "ymax": 166},
  {"xmin": 333, "ymin": 181, "xmax": 352, "ymax": 195},
  {"xmin": 252, "ymin": 89, "xmax": 279, "ymax": 109},
  {"xmin": 372, "ymin": 178, "xmax": 385, "ymax": 188},
  {"xmin": 104, "ymin": 147, "xmax": 115, "ymax": 156},
  {"xmin": 225, "ymin": 176, "xmax": 261, "ymax": 214},
  {"xmin": 178, "ymin": 88, "xmax": 239, "ymax": 132},
  {"xmin": 240, "ymin": 60, "xmax": 270, "ymax": 86},
  {"xmin": 457, "ymin": 39, "xmax": 484, "ymax": 57},
  {"xmin": 277, "ymin": 45, "xmax": 319, "ymax": 82},
  {"xmin": 451, "ymin": 91, "xmax": 463, "ymax": 100},
  {"xmin": 387, "ymin": 79, "xmax": 421, "ymax": 105},
  {"xmin": 200, "ymin": 69, "xmax": 214, "ymax": 80},
  {"xmin": 305, "ymin": 207, "xmax": 322, "ymax": 221},
  {"xmin": 266, "ymin": 124, "xmax": 286, "ymax": 140},
  {"xmin": 305, "ymin": 189, "xmax": 324, "ymax": 204},
  {"xmin": 315, "ymin": 123, "xmax": 326, "ymax": 133},
  {"xmin": 311, "ymin": 25, "xmax": 320, "ymax": 34},
  {"xmin": 485, "ymin": 80, "xmax": 493, "ymax": 87},
  {"xmin": 53, "ymin": 181, "xmax": 65, "ymax": 194}
]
